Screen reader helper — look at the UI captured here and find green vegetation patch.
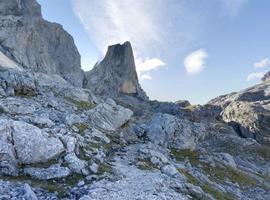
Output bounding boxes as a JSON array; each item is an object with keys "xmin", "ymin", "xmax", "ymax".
[
  {"xmin": 2, "ymin": 173, "xmax": 84, "ymax": 199},
  {"xmin": 178, "ymin": 169, "xmax": 235, "ymax": 200},
  {"xmin": 65, "ymin": 97, "xmax": 95, "ymax": 110},
  {"xmin": 73, "ymin": 123, "xmax": 88, "ymax": 134},
  {"xmin": 137, "ymin": 159, "xmax": 157, "ymax": 171},
  {"xmin": 97, "ymin": 163, "xmax": 113, "ymax": 175},
  {"xmin": 202, "ymin": 164, "xmax": 257, "ymax": 187},
  {"xmin": 14, "ymin": 88, "xmax": 37, "ymax": 98},
  {"xmin": 170, "ymin": 148, "xmax": 200, "ymax": 166}
]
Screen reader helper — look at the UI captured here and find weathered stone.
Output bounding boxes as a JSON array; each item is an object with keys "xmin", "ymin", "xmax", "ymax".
[
  {"xmin": 24, "ymin": 164, "xmax": 71, "ymax": 180},
  {"xmin": 0, "ymin": 140, "xmax": 18, "ymax": 176},
  {"xmin": 222, "ymin": 101, "xmax": 270, "ymax": 144},
  {"xmin": 145, "ymin": 113, "xmax": 207, "ymax": 149},
  {"xmin": 0, "ymin": 0, "xmax": 84, "ymax": 87},
  {"xmin": 89, "ymin": 163, "xmax": 99, "ymax": 174},
  {"xmin": 23, "ymin": 184, "xmax": 38, "ymax": 200},
  {"xmin": 84, "ymin": 42, "xmax": 148, "ymax": 100},
  {"xmin": 11, "ymin": 120, "xmax": 64, "ymax": 164},
  {"xmin": 64, "ymin": 153, "xmax": 88, "ymax": 174},
  {"xmin": 161, "ymin": 165, "xmax": 179, "ymax": 177},
  {"xmin": 0, "ymin": 97, "xmax": 37, "ymax": 115},
  {"xmin": 87, "ymin": 99, "xmax": 133, "ymax": 131}
]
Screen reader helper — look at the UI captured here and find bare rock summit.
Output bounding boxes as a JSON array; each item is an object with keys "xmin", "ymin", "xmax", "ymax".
[{"xmin": 84, "ymin": 42, "xmax": 148, "ymax": 100}]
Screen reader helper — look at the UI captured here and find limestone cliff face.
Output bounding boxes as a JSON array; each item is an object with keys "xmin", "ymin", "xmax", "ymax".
[
  {"xmin": 0, "ymin": 0, "xmax": 84, "ymax": 87},
  {"xmin": 84, "ymin": 42, "xmax": 148, "ymax": 100}
]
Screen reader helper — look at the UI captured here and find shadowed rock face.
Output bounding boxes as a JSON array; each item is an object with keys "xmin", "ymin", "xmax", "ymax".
[
  {"xmin": 84, "ymin": 42, "xmax": 148, "ymax": 100},
  {"xmin": 0, "ymin": 0, "xmax": 84, "ymax": 87}
]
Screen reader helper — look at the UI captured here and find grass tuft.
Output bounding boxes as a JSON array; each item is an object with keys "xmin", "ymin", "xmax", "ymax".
[
  {"xmin": 73, "ymin": 123, "xmax": 88, "ymax": 134},
  {"xmin": 170, "ymin": 148, "xmax": 200, "ymax": 166}
]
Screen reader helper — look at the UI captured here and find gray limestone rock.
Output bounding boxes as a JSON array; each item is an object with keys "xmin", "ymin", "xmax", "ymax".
[
  {"xmin": 24, "ymin": 164, "xmax": 71, "ymax": 180},
  {"xmin": 64, "ymin": 153, "xmax": 88, "ymax": 174},
  {"xmin": 145, "ymin": 113, "xmax": 207, "ymax": 150},
  {"xmin": 23, "ymin": 184, "xmax": 38, "ymax": 200},
  {"xmin": 0, "ymin": 0, "xmax": 84, "ymax": 87},
  {"xmin": 161, "ymin": 164, "xmax": 179, "ymax": 177},
  {"xmin": 222, "ymin": 101, "xmax": 270, "ymax": 144},
  {"xmin": 87, "ymin": 99, "xmax": 133, "ymax": 131},
  {"xmin": 0, "ymin": 139, "xmax": 18, "ymax": 176},
  {"xmin": 11, "ymin": 120, "xmax": 64, "ymax": 164},
  {"xmin": 209, "ymin": 79, "xmax": 270, "ymax": 144},
  {"xmin": 84, "ymin": 42, "xmax": 148, "ymax": 100}
]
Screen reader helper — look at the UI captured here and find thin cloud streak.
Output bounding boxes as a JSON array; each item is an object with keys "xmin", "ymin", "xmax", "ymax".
[{"xmin": 72, "ymin": 0, "xmax": 202, "ymax": 76}]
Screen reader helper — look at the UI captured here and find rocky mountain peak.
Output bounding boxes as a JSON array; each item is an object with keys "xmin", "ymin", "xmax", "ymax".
[
  {"xmin": 261, "ymin": 71, "xmax": 270, "ymax": 82},
  {"xmin": 84, "ymin": 41, "xmax": 148, "ymax": 100}
]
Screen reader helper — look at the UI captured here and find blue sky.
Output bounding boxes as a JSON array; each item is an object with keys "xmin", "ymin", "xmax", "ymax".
[{"xmin": 37, "ymin": 0, "xmax": 270, "ymax": 104}]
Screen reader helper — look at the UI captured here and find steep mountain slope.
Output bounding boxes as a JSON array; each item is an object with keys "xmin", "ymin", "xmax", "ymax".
[{"xmin": 0, "ymin": 0, "xmax": 84, "ymax": 86}]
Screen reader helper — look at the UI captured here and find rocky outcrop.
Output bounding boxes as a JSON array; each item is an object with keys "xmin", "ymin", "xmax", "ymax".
[
  {"xmin": 84, "ymin": 42, "xmax": 148, "ymax": 100},
  {"xmin": 209, "ymin": 80, "xmax": 270, "ymax": 144},
  {"xmin": 222, "ymin": 101, "xmax": 270, "ymax": 144},
  {"xmin": 12, "ymin": 120, "xmax": 64, "ymax": 164},
  {"xmin": 24, "ymin": 164, "xmax": 71, "ymax": 180},
  {"xmin": 0, "ymin": 0, "xmax": 84, "ymax": 86},
  {"xmin": 0, "ymin": 119, "xmax": 64, "ymax": 165},
  {"xmin": 87, "ymin": 99, "xmax": 133, "ymax": 132},
  {"xmin": 142, "ymin": 113, "xmax": 208, "ymax": 150}
]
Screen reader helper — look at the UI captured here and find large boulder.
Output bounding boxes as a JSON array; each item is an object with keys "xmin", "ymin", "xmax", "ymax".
[
  {"xmin": 24, "ymin": 164, "xmax": 71, "ymax": 180},
  {"xmin": 87, "ymin": 99, "xmax": 133, "ymax": 132},
  {"xmin": 0, "ymin": 119, "xmax": 64, "ymax": 165},
  {"xmin": 144, "ymin": 113, "xmax": 207, "ymax": 150},
  {"xmin": 0, "ymin": 0, "xmax": 84, "ymax": 87},
  {"xmin": 12, "ymin": 120, "xmax": 64, "ymax": 164},
  {"xmin": 84, "ymin": 42, "xmax": 148, "ymax": 100}
]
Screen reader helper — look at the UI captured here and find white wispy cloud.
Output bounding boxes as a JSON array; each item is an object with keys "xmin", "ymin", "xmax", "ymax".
[
  {"xmin": 184, "ymin": 49, "xmax": 208, "ymax": 75},
  {"xmin": 140, "ymin": 74, "xmax": 153, "ymax": 81},
  {"xmin": 254, "ymin": 58, "xmax": 270, "ymax": 68},
  {"xmin": 136, "ymin": 58, "xmax": 165, "ymax": 79},
  {"xmin": 71, "ymin": 0, "xmax": 202, "ymax": 74},
  {"xmin": 72, "ymin": 0, "xmax": 247, "ymax": 79},
  {"xmin": 246, "ymin": 72, "xmax": 265, "ymax": 81}
]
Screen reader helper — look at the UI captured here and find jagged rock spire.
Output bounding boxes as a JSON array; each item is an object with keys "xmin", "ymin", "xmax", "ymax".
[{"xmin": 84, "ymin": 42, "xmax": 148, "ymax": 100}]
